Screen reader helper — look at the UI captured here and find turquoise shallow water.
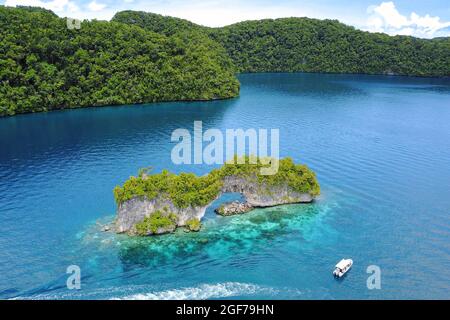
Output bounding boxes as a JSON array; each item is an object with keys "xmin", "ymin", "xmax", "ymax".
[{"xmin": 1, "ymin": 73, "xmax": 450, "ymax": 299}]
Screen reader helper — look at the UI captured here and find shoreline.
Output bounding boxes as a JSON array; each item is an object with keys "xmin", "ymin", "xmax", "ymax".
[{"xmin": 2, "ymin": 71, "xmax": 449, "ymax": 119}]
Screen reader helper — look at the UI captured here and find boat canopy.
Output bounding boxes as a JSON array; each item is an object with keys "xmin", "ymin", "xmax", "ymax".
[{"xmin": 335, "ymin": 259, "xmax": 349, "ymax": 269}]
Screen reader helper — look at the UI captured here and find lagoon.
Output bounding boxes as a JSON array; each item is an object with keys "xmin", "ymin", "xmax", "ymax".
[{"xmin": 1, "ymin": 73, "xmax": 450, "ymax": 299}]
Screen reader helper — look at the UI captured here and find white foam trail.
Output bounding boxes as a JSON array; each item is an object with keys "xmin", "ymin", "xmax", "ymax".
[
  {"xmin": 13, "ymin": 282, "xmax": 303, "ymax": 300},
  {"xmin": 113, "ymin": 282, "xmax": 277, "ymax": 300}
]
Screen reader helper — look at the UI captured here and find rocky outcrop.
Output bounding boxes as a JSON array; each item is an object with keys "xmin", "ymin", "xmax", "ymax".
[
  {"xmin": 184, "ymin": 218, "xmax": 201, "ymax": 232},
  {"xmin": 115, "ymin": 196, "xmax": 213, "ymax": 234},
  {"xmin": 215, "ymin": 201, "xmax": 254, "ymax": 216},
  {"xmin": 221, "ymin": 175, "xmax": 314, "ymax": 207},
  {"xmin": 115, "ymin": 174, "xmax": 314, "ymax": 235}
]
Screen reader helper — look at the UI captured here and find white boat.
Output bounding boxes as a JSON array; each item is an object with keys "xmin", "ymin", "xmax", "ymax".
[{"xmin": 333, "ymin": 258, "xmax": 353, "ymax": 278}]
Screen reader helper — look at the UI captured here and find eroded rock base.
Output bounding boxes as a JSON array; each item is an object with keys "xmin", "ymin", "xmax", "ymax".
[{"xmin": 215, "ymin": 201, "xmax": 254, "ymax": 216}]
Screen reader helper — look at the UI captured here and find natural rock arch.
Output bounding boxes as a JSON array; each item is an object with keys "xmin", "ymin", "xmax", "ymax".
[{"xmin": 114, "ymin": 157, "xmax": 320, "ymax": 235}]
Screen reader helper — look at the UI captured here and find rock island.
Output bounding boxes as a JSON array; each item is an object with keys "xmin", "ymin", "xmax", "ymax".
[{"xmin": 113, "ymin": 156, "xmax": 320, "ymax": 236}]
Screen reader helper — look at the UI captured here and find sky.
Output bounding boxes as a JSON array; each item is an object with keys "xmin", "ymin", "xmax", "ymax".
[{"xmin": 2, "ymin": 0, "xmax": 450, "ymax": 38}]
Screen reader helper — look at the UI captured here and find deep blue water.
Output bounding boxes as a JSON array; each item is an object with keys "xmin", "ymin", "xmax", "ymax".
[{"xmin": 1, "ymin": 73, "xmax": 450, "ymax": 299}]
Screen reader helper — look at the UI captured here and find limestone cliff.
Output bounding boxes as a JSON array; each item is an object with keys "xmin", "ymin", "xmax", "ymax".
[
  {"xmin": 116, "ymin": 196, "xmax": 211, "ymax": 234},
  {"xmin": 221, "ymin": 175, "xmax": 313, "ymax": 207}
]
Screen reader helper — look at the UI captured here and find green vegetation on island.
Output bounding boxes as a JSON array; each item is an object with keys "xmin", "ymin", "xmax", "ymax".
[
  {"xmin": 0, "ymin": 6, "xmax": 239, "ymax": 116},
  {"xmin": 185, "ymin": 218, "xmax": 202, "ymax": 232},
  {"xmin": 113, "ymin": 169, "xmax": 224, "ymax": 208},
  {"xmin": 135, "ymin": 209, "xmax": 178, "ymax": 236},
  {"xmin": 112, "ymin": 10, "xmax": 207, "ymax": 37},
  {"xmin": 134, "ymin": 213, "xmax": 200, "ymax": 236},
  {"xmin": 2, "ymin": 7, "xmax": 449, "ymax": 117},
  {"xmin": 211, "ymin": 18, "xmax": 450, "ymax": 76},
  {"xmin": 114, "ymin": 10, "xmax": 450, "ymax": 77},
  {"xmin": 220, "ymin": 156, "xmax": 321, "ymax": 197},
  {"xmin": 113, "ymin": 156, "xmax": 320, "ymax": 208}
]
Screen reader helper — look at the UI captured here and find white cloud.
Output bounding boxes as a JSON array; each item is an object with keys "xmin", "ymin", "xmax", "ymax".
[
  {"xmin": 5, "ymin": 0, "xmax": 115, "ymax": 20},
  {"xmin": 366, "ymin": 1, "xmax": 450, "ymax": 38},
  {"xmin": 87, "ymin": 1, "xmax": 106, "ymax": 12},
  {"xmin": 5, "ymin": 0, "xmax": 79, "ymax": 15},
  {"xmin": 4, "ymin": 0, "xmax": 449, "ymax": 38}
]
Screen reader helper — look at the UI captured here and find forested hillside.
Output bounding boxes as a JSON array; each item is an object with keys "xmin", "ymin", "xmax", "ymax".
[
  {"xmin": 0, "ymin": 6, "xmax": 239, "ymax": 116},
  {"xmin": 112, "ymin": 10, "xmax": 206, "ymax": 36},
  {"xmin": 1, "ymin": 7, "xmax": 449, "ymax": 117},
  {"xmin": 113, "ymin": 11, "xmax": 450, "ymax": 77},
  {"xmin": 212, "ymin": 18, "xmax": 450, "ymax": 75}
]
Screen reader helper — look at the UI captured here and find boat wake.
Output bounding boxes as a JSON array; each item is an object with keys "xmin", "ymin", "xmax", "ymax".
[
  {"xmin": 13, "ymin": 282, "xmax": 288, "ymax": 300},
  {"xmin": 113, "ymin": 282, "xmax": 279, "ymax": 300}
]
